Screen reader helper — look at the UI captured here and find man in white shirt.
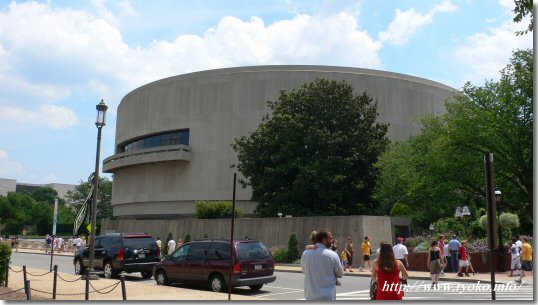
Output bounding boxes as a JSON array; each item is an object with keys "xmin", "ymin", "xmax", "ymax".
[
  {"xmin": 301, "ymin": 230, "xmax": 344, "ymax": 300},
  {"xmin": 75, "ymin": 236, "xmax": 83, "ymax": 251},
  {"xmin": 167, "ymin": 238, "xmax": 176, "ymax": 255},
  {"xmin": 393, "ymin": 237, "xmax": 409, "ymax": 268}
]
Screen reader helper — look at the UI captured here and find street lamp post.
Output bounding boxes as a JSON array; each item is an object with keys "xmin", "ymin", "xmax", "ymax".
[
  {"xmin": 495, "ymin": 189, "xmax": 504, "ymax": 272},
  {"xmin": 455, "ymin": 206, "xmax": 471, "ymax": 235},
  {"xmin": 87, "ymin": 100, "xmax": 108, "ymax": 280}
]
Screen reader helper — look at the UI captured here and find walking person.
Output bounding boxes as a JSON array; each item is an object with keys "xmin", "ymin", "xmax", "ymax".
[
  {"xmin": 509, "ymin": 237, "xmax": 521, "ymax": 277},
  {"xmin": 45, "ymin": 234, "xmax": 52, "ymax": 253},
  {"xmin": 427, "ymin": 240, "xmax": 442, "ymax": 288},
  {"xmin": 457, "ymin": 240, "xmax": 470, "ymax": 277},
  {"xmin": 345, "ymin": 237, "xmax": 355, "ymax": 272},
  {"xmin": 360, "ymin": 236, "xmax": 371, "ymax": 272},
  {"xmin": 156, "ymin": 237, "xmax": 162, "ymax": 257},
  {"xmin": 516, "ymin": 236, "xmax": 533, "ymax": 284},
  {"xmin": 301, "ymin": 230, "xmax": 344, "ymax": 300},
  {"xmin": 75, "ymin": 235, "xmax": 83, "ymax": 251},
  {"xmin": 371, "ymin": 243, "xmax": 409, "ymax": 300},
  {"xmin": 167, "ymin": 238, "xmax": 176, "ymax": 255},
  {"xmin": 443, "ymin": 239, "xmax": 450, "ymax": 275},
  {"xmin": 448, "ymin": 235, "xmax": 461, "ymax": 273},
  {"xmin": 393, "ymin": 237, "xmax": 409, "ymax": 269}
]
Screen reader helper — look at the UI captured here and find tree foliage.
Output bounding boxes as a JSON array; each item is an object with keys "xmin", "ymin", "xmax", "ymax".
[
  {"xmin": 287, "ymin": 233, "xmax": 299, "ymax": 262},
  {"xmin": 195, "ymin": 200, "xmax": 243, "ymax": 219},
  {"xmin": 66, "ymin": 176, "xmax": 114, "ymax": 223},
  {"xmin": 374, "ymin": 49, "xmax": 533, "ymax": 232},
  {"xmin": 233, "ymin": 78, "xmax": 389, "ymax": 217},
  {"xmin": 513, "ymin": 0, "xmax": 533, "ymax": 35}
]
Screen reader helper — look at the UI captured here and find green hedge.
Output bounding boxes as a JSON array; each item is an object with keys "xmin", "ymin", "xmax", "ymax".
[
  {"xmin": 0, "ymin": 242, "xmax": 12, "ymax": 285},
  {"xmin": 195, "ymin": 201, "xmax": 243, "ymax": 219}
]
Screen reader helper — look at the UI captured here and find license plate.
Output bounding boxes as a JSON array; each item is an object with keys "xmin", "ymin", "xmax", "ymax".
[
  {"xmin": 254, "ymin": 264, "xmax": 262, "ymax": 270},
  {"xmin": 138, "ymin": 253, "xmax": 146, "ymax": 258}
]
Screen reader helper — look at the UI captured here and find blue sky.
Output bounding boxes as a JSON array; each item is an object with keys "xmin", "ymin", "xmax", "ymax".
[{"xmin": 0, "ymin": 0, "xmax": 532, "ymax": 185}]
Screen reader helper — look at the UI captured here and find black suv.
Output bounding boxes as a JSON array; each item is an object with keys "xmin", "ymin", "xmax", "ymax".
[
  {"xmin": 153, "ymin": 238, "xmax": 276, "ymax": 292},
  {"xmin": 73, "ymin": 233, "xmax": 160, "ymax": 279}
]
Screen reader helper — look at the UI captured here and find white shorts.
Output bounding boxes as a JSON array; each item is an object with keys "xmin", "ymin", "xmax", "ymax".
[
  {"xmin": 511, "ymin": 258, "xmax": 521, "ymax": 269},
  {"xmin": 459, "ymin": 259, "xmax": 470, "ymax": 267}
]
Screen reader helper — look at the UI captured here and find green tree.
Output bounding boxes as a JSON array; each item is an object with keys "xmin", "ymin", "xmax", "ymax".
[
  {"xmin": 287, "ymin": 233, "xmax": 299, "ymax": 262},
  {"xmin": 513, "ymin": 0, "xmax": 533, "ymax": 35},
  {"xmin": 233, "ymin": 79, "xmax": 389, "ymax": 217},
  {"xmin": 184, "ymin": 234, "xmax": 191, "ymax": 243},
  {"xmin": 195, "ymin": 201, "xmax": 243, "ymax": 219},
  {"xmin": 66, "ymin": 176, "xmax": 114, "ymax": 224},
  {"xmin": 375, "ymin": 50, "xmax": 533, "ymax": 231}
]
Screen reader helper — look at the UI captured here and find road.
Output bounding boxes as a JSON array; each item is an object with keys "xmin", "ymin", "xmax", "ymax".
[{"xmin": 9, "ymin": 252, "xmax": 533, "ymax": 300}]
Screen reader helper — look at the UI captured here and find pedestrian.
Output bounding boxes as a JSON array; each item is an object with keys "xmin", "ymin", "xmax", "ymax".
[
  {"xmin": 70, "ymin": 236, "xmax": 77, "ymax": 252},
  {"xmin": 393, "ymin": 237, "xmax": 409, "ymax": 269},
  {"xmin": 177, "ymin": 238, "xmax": 184, "ymax": 248},
  {"xmin": 443, "ymin": 239, "xmax": 450, "ymax": 275},
  {"xmin": 167, "ymin": 238, "xmax": 176, "ymax": 255},
  {"xmin": 331, "ymin": 239, "xmax": 338, "ymax": 252},
  {"xmin": 509, "ymin": 237, "xmax": 521, "ymax": 277},
  {"xmin": 360, "ymin": 236, "xmax": 371, "ymax": 272},
  {"xmin": 448, "ymin": 235, "xmax": 461, "ymax": 273},
  {"xmin": 156, "ymin": 237, "xmax": 162, "ymax": 256},
  {"xmin": 515, "ymin": 236, "xmax": 523, "ymax": 276},
  {"xmin": 75, "ymin": 235, "xmax": 83, "ymax": 251},
  {"xmin": 58, "ymin": 236, "xmax": 64, "ymax": 252},
  {"xmin": 301, "ymin": 230, "xmax": 344, "ymax": 300},
  {"xmin": 371, "ymin": 243, "xmax": 408, "ymax": 300},
  {"xmin": 516, "ymin": 236, "xmax": 533, "ymax": 284},
  {"xmin": 345, "ymin": 236, "xmax": 355, "ymax": 272},
  {"xmin": 305, "ymin": 231, "xmax": 317, "ymax": 250},
  {"xmin": 427, "ymin": 240, "xmax": 442, "ymax": 288},
  {"xmin": 457, "ymin": 240, "xmax": 470, "ymax": 277}
]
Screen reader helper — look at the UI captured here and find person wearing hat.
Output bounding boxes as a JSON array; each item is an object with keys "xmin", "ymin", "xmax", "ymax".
[{"xmin": 457, "ymin": 240, "xmax": 470, "ymax": 277}]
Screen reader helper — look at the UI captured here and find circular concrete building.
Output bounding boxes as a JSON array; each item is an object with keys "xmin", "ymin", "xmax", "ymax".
[{"xmin": 103, "ymin": 66, "xmax": 456, "ymax": 219}]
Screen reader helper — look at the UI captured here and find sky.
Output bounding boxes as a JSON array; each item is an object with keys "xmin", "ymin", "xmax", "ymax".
[{"xmin": 0, "ymin": 0, "xmax": 532, "ymax": 185}]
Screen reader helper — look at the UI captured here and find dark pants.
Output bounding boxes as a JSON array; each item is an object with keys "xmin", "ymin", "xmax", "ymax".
[
  {"xmin": 444, "ymin": 256, "xmax": 450, "ymax": 272},
  {"xmin": 398, "ymin": 259, "xmax": 408, "ymax": 269},
  {"xmin": 450, "ymin": 250, "xmax": 459, "ymax": 273}
]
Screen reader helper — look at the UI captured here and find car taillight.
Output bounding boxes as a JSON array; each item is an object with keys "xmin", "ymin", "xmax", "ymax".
[
  {"xmin": 118, "ymin": 248, "xmax": 125, "ymax": 261},
  {"xmin": 233, "ymin": 262, "xmax": 241, "ymax": 274}
]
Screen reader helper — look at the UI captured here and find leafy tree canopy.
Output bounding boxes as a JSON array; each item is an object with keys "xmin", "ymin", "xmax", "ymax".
[
  {"xmin": 513, "ymin": 0, "xmax": 533, "ymax": 35},
  {"xmin": 233, "ymin": 78, "xmax": 389, "ymax": 217},
  {"xmin": 374, "ymin": 49, "xmax": 533, "ymax": 232},
  {"xmin": 66, "ymin": 176, "xmax": 114, "ymax": 223}
]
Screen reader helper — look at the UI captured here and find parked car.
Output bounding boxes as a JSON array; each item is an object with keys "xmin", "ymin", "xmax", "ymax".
[
  {"xmin": 153, "ymin": 238, "xmax": 276, "ymax": 292},
  {"xmin": 73, "ymin": 233, "xmax": 160, "ymax": 279}
]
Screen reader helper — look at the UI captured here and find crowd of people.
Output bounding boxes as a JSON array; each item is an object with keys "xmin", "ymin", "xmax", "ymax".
[
  {"xmin": 301, "ymin": 230, "xmax": 533, "ymax": 301},
  {"xmin": 44, "ymin": 234, "xmax": 85, "ymax": 253}
]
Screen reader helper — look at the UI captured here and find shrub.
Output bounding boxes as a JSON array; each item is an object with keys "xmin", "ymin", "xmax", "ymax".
[
  {"xmin": 184, "ymin": 234, "xmax": 191, "ymax": 243},
  {"xmin": 287, "ymin": 233, "xmax": 299, "ymax": 262},
  {"xmin": 412, "ymin": 241, "xmax": 430, "ymax": 253},
  {"xmin": 432, "ymin": 217, "xmax": 465, "ymax": 237},
  {"xmin": 203, "ymin": 233, "xmax": 209, "ymax": 238},
  {"xmin": 499, "ymin": 213, "xmax": 520, "ymax": 229},
  {"xmin": 195, "ymin": 200, "xmax": 243, "ymax": 219},
  {"xmin": 466, "ymin": 237, "xmax": 489, "ymax": 253},
  {"xmin": 0, "ymin": 242, "xmax": 12, "ymax": 285},
  {"xmin": 404, "ymin": 235, "xmax": 434, "ymax": 252},
  {"xmin": 271, "ymin": 247, "xmax": 289, "ymax": 263},
  {"xmin": 390, "ymin": 203, "xmax": 413, "ymax": 216}
]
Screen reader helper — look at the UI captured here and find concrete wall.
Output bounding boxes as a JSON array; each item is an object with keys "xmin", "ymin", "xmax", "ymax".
[
  {"xmin": 100, "ymin": 215, "xmax": 411, "ymax": 267},
  {"xmin": 106, "ymin": 66, "xmax": 456, "ymax": 218},
  {"xmin": 0, "ymin": 178, "xmax": 16, "ymax": 196}
]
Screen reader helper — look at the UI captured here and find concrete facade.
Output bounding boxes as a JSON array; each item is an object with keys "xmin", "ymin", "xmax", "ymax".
[
  {"xmin": 0, "ymin": 178, "xmax": 75, "ymax": 203},
  {"xmin": 100, "ymin": 215, "xmax": 412, "ymax": 267},
  {"xmin": 104, "ymin": 66, "xmax": 456, "ymax": 218}
]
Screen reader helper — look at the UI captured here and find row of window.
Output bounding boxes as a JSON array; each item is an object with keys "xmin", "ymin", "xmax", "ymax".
[{"xmin": 121, "ymin": 130, "xmax": 190, "ymax": 153}]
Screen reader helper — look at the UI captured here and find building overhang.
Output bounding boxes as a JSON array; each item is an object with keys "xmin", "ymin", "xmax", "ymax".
[{"xmin": 103, "ymin": 144, "xmax": 191, "ymax": 173}]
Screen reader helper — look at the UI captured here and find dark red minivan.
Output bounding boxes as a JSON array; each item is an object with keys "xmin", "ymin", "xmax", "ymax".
[{"xmin": 153, "ymin": 238, "xmax": 276, "ymax": 292}]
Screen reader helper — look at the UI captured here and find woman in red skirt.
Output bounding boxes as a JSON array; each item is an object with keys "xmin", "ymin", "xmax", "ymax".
[{"xmin": 371, "ymin": 243, "xmax": 409, "ymax": 300}]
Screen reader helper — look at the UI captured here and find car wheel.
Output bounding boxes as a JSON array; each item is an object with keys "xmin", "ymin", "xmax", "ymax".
[
  {"xmin": 74, "ymin": 259, "xmax": 86, "ymax": 275},
  {"xmin": 210, "ymin": 274, "xmax": 227, "ymax": 293},
  {"xmin": 103, "ymin": 261, "xmax": 118, "ymax": 279},
  {"xmin": 249, "ymin": 284, "xmax": 263, "ymax": 291},
  {"xmin": 155, "ymin": 269, "xmax": 169, "ymax": 286},
  {"xmin": 140, "ymin": 271, "xmax": 153, "ymax": 279}
]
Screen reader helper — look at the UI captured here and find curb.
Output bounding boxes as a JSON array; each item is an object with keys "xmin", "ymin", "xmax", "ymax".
[{"xmin": 275, "ymin": 265, "xmax": 496, "ymax": 284}]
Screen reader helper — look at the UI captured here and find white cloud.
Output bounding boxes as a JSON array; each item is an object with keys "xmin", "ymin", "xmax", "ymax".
[
  {"xmin": 118, "ymin": 0, "xmax": 137, "ymax": 16},
  {"xmin": 379, "ymin": 0, "xmax": 458, "ymax": 45},
  {"xmin": 0, "ymin": 149, "xmax": 25, "ymax": 178},
  {"xmin": 453, "ymin": 18, "xmax": 532, "ymax": 83},
  {"xmin": 0, "ymin": 104, "xmax": 79, "ymax": 129}
]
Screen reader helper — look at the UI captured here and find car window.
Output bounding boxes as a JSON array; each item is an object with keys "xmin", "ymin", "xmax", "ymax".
[
  {"xmin": 237, "ymin": 242, "xmax": 271, "ymax": 259},
  {"xmin": 123, "ymin": 237, "xmax": 156, "ymax": 249},
  {"xmin": 100, "ymin": 237, "xmax": 114, "ymax": 248},
  {"xmin": 207, "ymin": 242, "xmax": 231, "ymax": 260},
  {"xmin": 187, "ymin": 242, "xmax": 208, "ymax": 260},
  {"xmin": 171, "ymin": 244, "xmax": 190, "ymax": 260},
  {"xmin": 94, "ymin": 237, "xmax": 102, "ymax": 248}
]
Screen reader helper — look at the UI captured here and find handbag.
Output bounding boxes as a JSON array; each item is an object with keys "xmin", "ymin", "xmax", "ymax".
[{"xmin": 370, "ymin": 280, "xmax": 377, "ymax": 300}]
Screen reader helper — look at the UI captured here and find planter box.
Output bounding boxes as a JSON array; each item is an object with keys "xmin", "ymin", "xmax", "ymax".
[{"xmin": 407, "ymin": 251, "xmax": 511, "ymax": 273}]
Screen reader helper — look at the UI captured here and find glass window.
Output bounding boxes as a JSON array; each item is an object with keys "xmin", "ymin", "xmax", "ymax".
[
  {"xmin": 171, "ymin": 244, "xmax": 190, "ymax": 260},
  {"xmin": 207, "ymin": 242, "xmax": 231, "ymax": 260},
  {"xmin": 187, "ymin": 242, "xmax": 208, "ymax": 260},
  {"xmin": 120, "ymin": 129, "xmax": 190, "ymax": 152},
  {"xmin": 237, "ymin": 242, "xmax": 271, "ymax": 259}
]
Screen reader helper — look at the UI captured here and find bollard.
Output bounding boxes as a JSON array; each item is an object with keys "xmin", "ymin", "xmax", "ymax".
[
  {"xmin": 23, "ymin": 266, "xmax": 27, "ymax": 295},
  {"xmin": 120, "ymin": 275, "xmax": 127, "ymax": 300},
  {"xmin": 4, "ymin": 261, "xmax": 8, "ymax": 287},
  {"xmin": 25, "ymin": 280, "xmax": 32, "ymax": 300},
  {"xmin": 85, "ymin": 269, "xmax": 90, "ymax": 300},
  {"xmin": 53, "ymin": 265, "xmax": 58, "ymax": 300}
]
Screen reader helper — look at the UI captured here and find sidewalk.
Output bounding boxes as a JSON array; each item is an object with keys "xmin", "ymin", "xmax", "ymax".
[{"xmin": 276, "ymin": 264, "xmax": 533, "ymax": 284}]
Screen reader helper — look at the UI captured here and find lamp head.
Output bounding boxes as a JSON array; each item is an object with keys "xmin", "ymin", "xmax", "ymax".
[{"xmin": 96, "ymin": 99, "xmax": 108, "ymax": 127}]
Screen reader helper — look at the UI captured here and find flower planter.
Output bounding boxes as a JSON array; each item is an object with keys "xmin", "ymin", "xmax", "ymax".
[{"xmin": 407, "ymin": 251, "xmax": 511, "ymax": 273}]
